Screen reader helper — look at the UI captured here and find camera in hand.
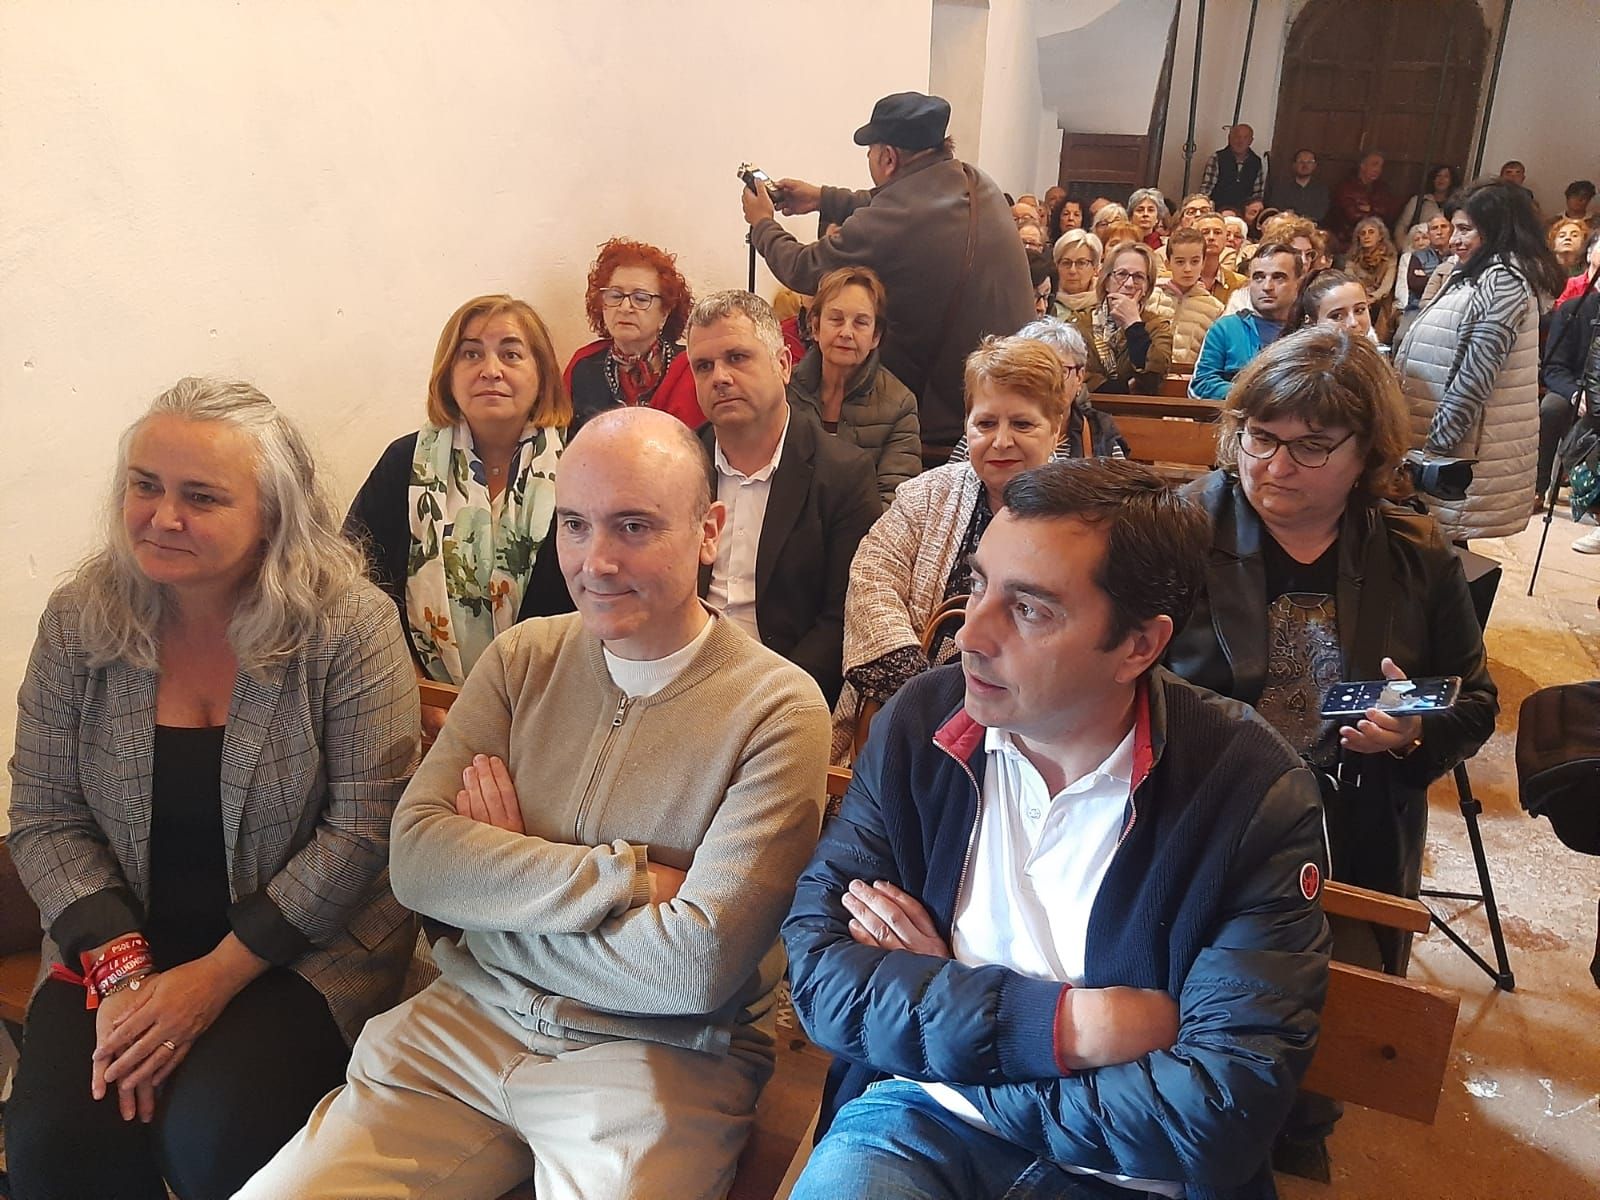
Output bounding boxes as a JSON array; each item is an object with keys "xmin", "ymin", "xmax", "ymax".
[
  {"xmin": 737, "ymin": 162, "xmax": 780, "ymax": 201},
  {"xmin": 1403, "ymin": 450, "xmax": 1474, "ymax": 502}
]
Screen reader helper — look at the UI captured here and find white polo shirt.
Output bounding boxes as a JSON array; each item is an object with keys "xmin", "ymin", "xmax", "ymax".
[
  {"xmin": 706, "ymin": 415, "xmax": 790, "ymax": 640},
  {"xmin": 919, "ymin": 723, "xmax": 1183, "ymax": 1197}
]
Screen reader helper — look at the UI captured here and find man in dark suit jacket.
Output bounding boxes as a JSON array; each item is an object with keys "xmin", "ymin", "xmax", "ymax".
[{"xmin": 687, "ymin": 290, "xmax": 881, "ymax": 704}]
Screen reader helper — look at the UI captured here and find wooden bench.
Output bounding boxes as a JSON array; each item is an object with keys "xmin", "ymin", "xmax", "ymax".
[
  {"xmin": 1088, "ymin": 391, "xmax": 1220, "ymax": 480},
  {"xmin": 0, "ymin": 835, "xmax": 42, "ymax": 1030}
]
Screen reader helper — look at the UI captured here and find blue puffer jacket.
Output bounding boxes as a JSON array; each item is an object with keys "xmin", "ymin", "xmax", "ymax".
[
  {"xmin": 782, "ymin": 664, "xmax": 1330, "ymax": 1199},
  {"xmin": 1189, "ymin": 310, "xmax": 1284, "ymax": 401}
]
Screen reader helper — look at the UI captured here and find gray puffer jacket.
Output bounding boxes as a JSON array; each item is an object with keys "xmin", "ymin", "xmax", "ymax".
[
  {"xmin": 787, "ymin": 347, "xmax": 922, "ymax": 505},
  {"xmin": 1395, "ymin": 259, "xmax": 1539, "ymax": 541}
]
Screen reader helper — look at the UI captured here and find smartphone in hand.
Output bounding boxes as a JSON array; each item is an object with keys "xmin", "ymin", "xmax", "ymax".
[{"xmin": 1319, "ymin": 676, "xmax": 1461, "ymax": 719}]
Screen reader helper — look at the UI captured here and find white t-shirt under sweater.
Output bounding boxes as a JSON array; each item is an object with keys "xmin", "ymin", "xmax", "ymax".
[
  {"xmin": 707, "ymin": 415, "xmax": 790, "ymax": 640},
  {"xmin": 919, "ymin": 724, "xmax": 1183, "ymax": 1197},
  {"xmin": 602, "ymin": 611, "xmax": 717, "ymax": 698}
]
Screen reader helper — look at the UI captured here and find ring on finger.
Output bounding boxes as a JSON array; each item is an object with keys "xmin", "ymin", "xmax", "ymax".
[{"xmin": 160, "ymin": 1039, "xmax": 178, "ymax": 1052}]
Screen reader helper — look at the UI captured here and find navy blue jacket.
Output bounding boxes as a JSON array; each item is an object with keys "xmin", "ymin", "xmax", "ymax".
[{"xmin": 782, "ymin": 664, "xmax": 1330, "ymax": 1199}]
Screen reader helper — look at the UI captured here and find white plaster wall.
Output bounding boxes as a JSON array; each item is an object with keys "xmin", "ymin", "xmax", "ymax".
[
  {"xmin": 0, "ymin": 0, "xmax": 932, "ymax": 817},
  {"xmin": 975, "ymin": 0, "xmax": 1048, "ymax": 194},
  {"xmin": 1474, "ymin": 0, "xmax": 1600, "ymax": 215},
  {"xmin": 1156, "ymin": 0, "xmax": 1292, "ymax": 200},
  {"xmin": 1039, "ymin": 0, "xmax": 1176, "ymax": 140},
  {"xmin": 931, "ymin": 0, "xmax": 992, "ymax": 162}
]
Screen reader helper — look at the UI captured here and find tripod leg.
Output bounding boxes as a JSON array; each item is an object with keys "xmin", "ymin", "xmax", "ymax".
[
  {"xmin": 1592, "ymin": 897, "xmax": 1599, "ymax": 990},
  {"xmin": 1453, "ymin": 763, "xmax": 1516, "ymax": 991}
]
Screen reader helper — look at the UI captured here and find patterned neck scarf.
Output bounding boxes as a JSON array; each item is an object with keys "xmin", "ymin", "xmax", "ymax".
[
  {"xmin": 1090, "ymin": 299, "xmax": 1127, "ymax": 375},
  {"xmin": 404, "ymin": 421, "xmax": 562, "ymax": 684},
  {"xmin": 604, "ymin": 339, "xmax": 674, "ymax": 407}
]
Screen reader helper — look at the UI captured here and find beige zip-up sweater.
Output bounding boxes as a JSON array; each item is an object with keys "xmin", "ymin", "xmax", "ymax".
[{"xmin": 391, "ymin": 613, "xmax": 830, "ymax": 1063}]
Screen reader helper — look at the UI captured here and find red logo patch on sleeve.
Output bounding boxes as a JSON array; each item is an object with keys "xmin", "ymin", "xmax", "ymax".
[{"xmin": 1299, "ymin": 862, "xmax": 1322, "ymax": 901}]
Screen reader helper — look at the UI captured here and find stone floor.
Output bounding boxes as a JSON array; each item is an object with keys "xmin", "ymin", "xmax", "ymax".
[{"xmin": 1279, "ymin": 506, "xmax": 1600, "ymax": 1200}]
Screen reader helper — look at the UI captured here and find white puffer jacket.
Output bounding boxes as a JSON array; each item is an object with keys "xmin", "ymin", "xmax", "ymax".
[{"xmin": 1395, "ymin": 261, "xmax": 1538, "ymax": 541}]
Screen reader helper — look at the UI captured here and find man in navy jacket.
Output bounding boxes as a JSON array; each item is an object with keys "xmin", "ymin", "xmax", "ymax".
[{"xmin": 782, "ymin": 459, "xmax": 1330, "ymax": 1200}]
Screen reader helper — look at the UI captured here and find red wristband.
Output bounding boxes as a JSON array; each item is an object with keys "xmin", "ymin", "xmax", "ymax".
[{"xmin": 1051, "ymin": 983, "xmax": 1076, "ymax": 1076}]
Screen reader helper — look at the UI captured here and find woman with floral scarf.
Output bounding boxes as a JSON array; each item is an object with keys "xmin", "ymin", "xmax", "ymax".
[{"xmin": 346, "ymin": 295, "xmax": 572, "ymax": 710}]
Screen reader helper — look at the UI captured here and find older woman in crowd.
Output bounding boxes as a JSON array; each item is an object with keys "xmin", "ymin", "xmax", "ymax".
[
  {"xmin": 1167, "ymin": 327, "xmax": 1496, "ymax": 1176},
  {"xmin": 830, "ymin": 337, "xmax": 1067, "ymax": 760},
  {"xmin": 1396, "ymin": 183, "xmax": 1566, "ymax": 541},
  {"xmin": 1048, "ymin": 194, "xmax": 1084, "ymax": 241},
  {"xmin": 1051, "ymin": 228, "xmax": 1102, "ymax": 315},
  {"xmin": 346, "ymin": 294, "xmax": 572, "ymax": 700},
  {"xmin": 5, "ymin": 379, "xmax": 419, "ymax": 1200},
  {"xmin": 1064, "ymin": 241, "xmax": 1173, "ymax": 393},
  {"xmin": 948, "ymin": 318, "xmax": 1128, "ymax": 463},
  {"xmin": 563, "ymin": 238, "xmax": 701, "ymax": 431},
  {"xmin": 1090, "ymin": 202, "xmax": 1129, "ymax": 246},
  {"xmin": 1550, "ymin": 218, "xmax": 1590, "ymax": 278},
  {"xmin": 786, "ymin": 265, "xmax": 921, "ymax": 505},
  {"xmin": 1345, "ymin": 216, "xmax": 1399, "ymax": 340},
  {"xmin": 1127, "ymin": 187, "xmax": 1169, "ymax": 252}
]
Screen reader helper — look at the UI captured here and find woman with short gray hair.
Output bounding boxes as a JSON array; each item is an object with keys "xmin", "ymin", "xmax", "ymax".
[{"xmin": 5, "ymin": 378, "xmax": 419, "ymax": 1199}]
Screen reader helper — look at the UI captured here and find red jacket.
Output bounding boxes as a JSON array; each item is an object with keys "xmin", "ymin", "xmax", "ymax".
[{"xmin": 562, "ymin": 340, "xmax": 706, "ymax": 430}]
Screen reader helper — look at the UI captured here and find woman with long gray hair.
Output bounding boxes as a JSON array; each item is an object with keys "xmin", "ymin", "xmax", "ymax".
[{"xmin": 5, "ymin": 378, "xmax": 419, "ymax": 1200}]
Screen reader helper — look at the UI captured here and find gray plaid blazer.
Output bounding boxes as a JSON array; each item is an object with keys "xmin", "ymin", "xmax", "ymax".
[{"xmin": 7, "ymin": 579, "xmax": 420, "ymax": 1043}]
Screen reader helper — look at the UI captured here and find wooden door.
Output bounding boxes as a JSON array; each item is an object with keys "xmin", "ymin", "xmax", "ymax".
[
  {"xmin": 1059, "ymin": 132, "xmax": 1152, "ymax": 208},
  {"xmin": 1270, "ymin": 0, "xmax": 1488, "ymax": 209}
]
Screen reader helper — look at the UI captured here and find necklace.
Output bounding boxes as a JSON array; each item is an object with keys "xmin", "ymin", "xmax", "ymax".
[{"xmin": 489, "ymin": 465, "xmax": 504, "ymax": 476}]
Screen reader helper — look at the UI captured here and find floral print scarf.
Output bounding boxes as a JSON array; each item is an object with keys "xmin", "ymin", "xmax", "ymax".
[{"xmin": 404, "ymin": 421, "xmax": 562, "ymax": 683}]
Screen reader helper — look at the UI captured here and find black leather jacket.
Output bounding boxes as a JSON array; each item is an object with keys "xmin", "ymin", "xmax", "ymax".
[{"xmin": 1166, "ymin": 472, "xmax": 1498, "ymax": 967}]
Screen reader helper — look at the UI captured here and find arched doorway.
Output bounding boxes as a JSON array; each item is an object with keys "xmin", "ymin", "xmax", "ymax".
[{"xmin": 1271, "ymin": 0, "xmax": 1488, "ymax": 211}]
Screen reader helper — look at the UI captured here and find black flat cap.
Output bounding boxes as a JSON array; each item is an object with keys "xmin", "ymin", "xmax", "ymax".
[{"xmin": 853, "ymin": 92, "xmax": 951, "ymax": 151}]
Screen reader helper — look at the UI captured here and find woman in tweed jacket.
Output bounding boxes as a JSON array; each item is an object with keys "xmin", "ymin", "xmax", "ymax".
[
  {"xmin": 831, "ymin": 337, "xmax": 1068, "ymax": 762},
  {"xmin": 5, "ymin": 379, "xmax": 419, "ymax": 1200}
]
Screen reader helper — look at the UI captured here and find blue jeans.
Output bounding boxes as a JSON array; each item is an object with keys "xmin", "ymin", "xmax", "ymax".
[{"xmin": 790, "ymin": 1079, "xmax": 1161, "ymax": 1200}]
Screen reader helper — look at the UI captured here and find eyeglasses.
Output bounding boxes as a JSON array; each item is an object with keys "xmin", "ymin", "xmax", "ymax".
[
  {"xmin": 1061, "ymin": 362, "xmax": 1085, "ymax": 375},
  {"xmin": 1109, "ymin": 269, "xmax": 1149, "ymax": 287},
  {"xmin": 1236, "ymin": 427, "xmax": 1355, "ymax": 468},
  {"xmin": 600, "ymin": 288, "xmax": 661, "ymax": 310},
  {"xmin": 1059, "ymin": 256, "xmax": 1096, "ymax": 270}
]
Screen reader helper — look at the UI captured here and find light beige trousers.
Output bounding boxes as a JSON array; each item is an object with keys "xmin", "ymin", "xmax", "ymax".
[{"xmin": 233, "ymin": 975, "xmax": 766, "ymax": 1200}]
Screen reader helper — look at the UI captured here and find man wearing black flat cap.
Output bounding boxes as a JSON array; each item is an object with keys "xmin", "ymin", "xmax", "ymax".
[{"xmin": 742, "ymin": 91, "xmax": 1033, "ymax": 465}]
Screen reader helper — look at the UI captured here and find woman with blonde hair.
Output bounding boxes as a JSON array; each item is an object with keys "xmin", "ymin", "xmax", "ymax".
[
  {"xmin": 1063, "ymin": 241, "xmax": 1173, "ymax": 393},
  {"xmin": 5, "ymin": 379, "xmax": 419, "ymax": 1200},
  {"xmin": 346, "ymin": 294, "xmax": 572, "ymax": 695},
  {"xmin": 831, "ymin": 336, "xmax": 1067, "ymax": 760},
  {"xmin": 1051, "ymin": 228, "xmax": 1103, "ymax": 314}
]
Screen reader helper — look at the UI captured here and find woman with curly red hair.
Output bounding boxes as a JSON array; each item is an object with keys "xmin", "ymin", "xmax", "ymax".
[{"xmin": 564, "ymin": 238, "xmax": 703, "ymax": 431}]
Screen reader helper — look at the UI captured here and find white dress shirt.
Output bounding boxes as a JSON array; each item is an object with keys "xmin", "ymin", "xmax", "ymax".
[
  {"xmin": 918, "ymin": 724, "xmax": 1183, "ymax": 1197},
  {"xmin": 707, "ymin": 415, "xmax": 790, "ymax": 640}
]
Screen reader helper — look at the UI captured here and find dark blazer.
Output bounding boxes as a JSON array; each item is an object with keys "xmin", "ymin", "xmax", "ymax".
[
  {"xmin": 1544, "ymin": 288, "xmax": 1600, "ymax": 401},
  {"xmin": 343, "ymin": 431, "xmax": 575, "ymax": 674},
  {"xmin": 1166, "ymin": 471, "xmax": 1498, "ymax": 970},
  {"xmin": 699, "ymin": 410, "xmax": 881, "ymax": 705},
  {"xmin": 8, "ymin": 582, "xmax": 421, "ymax": 1044}
]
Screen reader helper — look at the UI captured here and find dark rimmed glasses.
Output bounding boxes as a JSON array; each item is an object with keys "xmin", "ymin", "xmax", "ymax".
[{"xmin": 1236, "ymin": 427, "xmax": 1355, "ymax": 468}]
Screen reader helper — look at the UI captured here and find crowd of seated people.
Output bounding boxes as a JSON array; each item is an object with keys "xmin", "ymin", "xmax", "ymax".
[{"xmin": 5, "ymin": 84, "xmax": 1592, "ymax": 1200}]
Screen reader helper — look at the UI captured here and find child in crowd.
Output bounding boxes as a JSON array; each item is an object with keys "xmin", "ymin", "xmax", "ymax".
[{"xmin": 1164, "ymin": 228, "xmax": 1226, "ymax": 367}]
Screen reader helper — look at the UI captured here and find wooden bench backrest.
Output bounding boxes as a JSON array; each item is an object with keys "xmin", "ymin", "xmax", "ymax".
[{"xmin": 1113, "ymin": 414, "xmax": 1220, "ymax": 470}]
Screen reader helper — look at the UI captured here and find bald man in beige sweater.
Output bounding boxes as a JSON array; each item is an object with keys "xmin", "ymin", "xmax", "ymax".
[{"xmin": 240, "ymin": 409, "xmax": 831, "ymax": 1200}]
